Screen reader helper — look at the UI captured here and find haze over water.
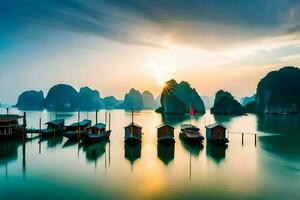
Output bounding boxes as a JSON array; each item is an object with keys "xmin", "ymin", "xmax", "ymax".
[{"xmin": 0, "ymin": 108, "xmax": 299, "ymax": 200}]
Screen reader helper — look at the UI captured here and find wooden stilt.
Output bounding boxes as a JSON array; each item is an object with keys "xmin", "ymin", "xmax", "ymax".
[
  {"xmin": 255, "ymin": 134, "xmax": 257, "ymax": 146},
  {"xmin": 242, "ymin": 133, "xmax": 244, "ymax": 146}
]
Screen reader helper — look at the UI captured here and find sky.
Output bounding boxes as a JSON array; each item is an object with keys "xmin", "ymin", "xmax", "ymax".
[{"xmin": 1, "ymin": 0, "xmax": 300, "ymax": 104}]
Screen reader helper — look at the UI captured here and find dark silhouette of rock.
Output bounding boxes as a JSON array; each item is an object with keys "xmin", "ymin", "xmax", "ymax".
[
  {"xmin": 244, "ymin": 101, "xmax": 256, "ymax": 113},
  {"xmin": 240, "ymin": 94, "xmax": 256, "ymax": 106},
  {"xmin": 103, "ymin": 96, "xmax": 122, "ymax": 109},
  {"xmin": 142, "ymin": 91, "xmax": 158, "ymax": 109},
  {"xmin": 256, "ymin": 66, "xmax": 300, "ymax": 114},
  {"xmin": 201, "ymin": 95, "xmax": 213, "ymax": 110},
  {"xmin": 78, "ymin": 87, "xmax": 104, "ymax": 111},
  {"xmin": 16, "ymin": 90, "xmax": 44, "ymax": 110},
  {"xmin": 157, "ymin": 79, "xmax": 205, "ymax": 114},
  {"xmin": 211, "ymin": 90, "xmax": 244, "ymax": 115},
  {"xmin": 120, "ymin": 88, "xmax": 144, "ymax": 110},
  {"xmin": 44, "ymin": 84, "xmax": 79, "ymax": 111}
]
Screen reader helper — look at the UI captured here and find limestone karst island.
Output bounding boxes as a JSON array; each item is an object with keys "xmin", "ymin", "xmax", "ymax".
[{"xmin": 0, "ymin": 1, "xmax": 299, "ymax": 200}]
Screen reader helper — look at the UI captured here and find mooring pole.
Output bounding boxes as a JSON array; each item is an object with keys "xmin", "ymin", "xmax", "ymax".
[
  {"xmin": 78, "ymin": 111, "xmax": 80, "ymax": 138},
  {"xmin": 105, "ymin": 111, "xmax": 107, "ymax": 131},
  {"xmin": 255, "ymin": 134, "xmax": 257, "ymax": 146},
  {"xmin": 109, "ymin": 113, "xmax": 111, "ymax": 131},
  {"xmin": 23, "ymin": 112, "xmax": 26, "ymax": 142},
  {"xmin": 6, "ymin": 107, "xmax": 9, "ymax": 115},
  {"xmin": 39, "ymin": 118, "xmax": 41, "ymax": 137},
  {"xmin": 96, "ymin": 110, "xmax": 98, "ymax": 125},
  {"xmin": 242, "ymin": 133, "xmax": 244, "ymax": 146}
]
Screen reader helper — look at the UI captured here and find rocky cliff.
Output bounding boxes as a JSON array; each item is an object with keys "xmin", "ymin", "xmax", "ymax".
[
  {"xmin": 211, "ymin": 90, "xmax": 244, "ymax": 115},
  {"xmin": 255, "ymin": 66, "xmax": 300, "ymax": 114},
  {"xmin": 16, "ymin": 90, "xmax": 44, "ymax": 110}
]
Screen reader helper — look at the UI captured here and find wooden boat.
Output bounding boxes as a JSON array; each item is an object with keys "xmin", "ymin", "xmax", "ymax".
[
  {"xmin": 180, "ymin": 124, "xmax": 204, "ymax": 143},
  {"xmin": 124, "ymin": 122, "xmax": 142, "ymax": 144},
  {"xmin": 205, "ymin": 123, "xmax": 229, "ymax": 145},
  {"xmin": 157, "ymin": 124, "xmax": 175, "ymax": 145},
  {"xmin": 0, "ymin": 114, "xmax": 25, "ymax": 140},
  {"xmin": 83, "ymin": 123, "xmax": 111, "ymax": 144},
  {"xmin": 63, "ymin": 119, "xmax": 92, "ymax": 140},
  {"xmin": 40, "ymin": 119, "xmax": 65, "ymax": 138},
  {"xmin": 124, "ymin": 110, "xmax": 143, "ymax": 145},
  {"xmin": 83, "ymin": 112, "xmax": 112, "ymax": 144}
]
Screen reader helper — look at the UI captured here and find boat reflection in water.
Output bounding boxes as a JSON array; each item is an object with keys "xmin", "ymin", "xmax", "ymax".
[
  {"xmin": 179, "ymin": 135, "xmax": 204, "ymax": 156},
  {"xmin": 124, "ymin": 143, "xmax": 141, "ymax": 171},
  {"xmin": 83, "ymin": 140, "xmax": 109, "ymax": 163},
  {"xmin": 206, "ymin": 144, "xmax": 228, "ymax": 164},
  {"xmin": 157, "ymin": 143, "xmax": 175, "ymax": 165}
]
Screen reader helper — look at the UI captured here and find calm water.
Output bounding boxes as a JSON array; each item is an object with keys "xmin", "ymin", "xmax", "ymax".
[{"xmin": 0, "ymin": 108, "xmax": 299, "ymax": 200}]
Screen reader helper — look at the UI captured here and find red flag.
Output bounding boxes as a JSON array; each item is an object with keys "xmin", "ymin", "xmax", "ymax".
[{"xmin": 190, "ymin": 102, "xmax": 195, "ymax": 116}]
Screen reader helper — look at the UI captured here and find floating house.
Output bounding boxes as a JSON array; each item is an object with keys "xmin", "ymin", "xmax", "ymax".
[
  {"xmin": 157, "ymin": 124, "xmax": 175, "ymax": 145},
  {"xmin": 66, "ymin": 119, "xmax": 92, "ymax": 131},
  {"xmin": 41, "ymin": 119, "xmax": 65, "ymax": 137},
  {"xmin": 0, "ymin": 114, "xmax": 24, "ymax": 140},
  {"xmin": 64, "ymin": 119, "xmax": 92, "ymax": 140},
  {"xmin": 124, "ymin": 122, "xmax": 143, "ymax": 144},
  {"xmin": 45, "ymin": 119, "xmax": 65, "ymax": 130},
  {"xmin": 205, "ymin": 123, "xmax": 229, "ymax": 145},
  {"xmin": 89, "ymin": 123, "xmax": 106, "ymax": 134}
]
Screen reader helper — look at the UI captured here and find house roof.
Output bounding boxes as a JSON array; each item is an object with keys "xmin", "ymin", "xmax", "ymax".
[
  {"xmin": 0, "ymin": 114, "xmax": 22, "ymax": 122},
  {"xmin": 124, "ymin": 122, "xmax": 142, "ymax": 129},
  {"xmin": 45, "ymin": 119, "xmax": 64, "ymax": 126},
  {"xmin": 205, "ymin": 122, "xmax": 226, "ymax": 129},
  {"xmin": 69, "ymin": 119, "xmax": 92, "ymax": 127},
  {"xmin": 156, "ymin": 124, "xmax": 175, "ymax": 130},
  {"xmin": 93, "ymin": 123, "xmax": 106, "ymax": 129}
]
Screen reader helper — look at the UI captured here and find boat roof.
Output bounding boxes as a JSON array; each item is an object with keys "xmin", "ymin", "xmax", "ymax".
[
  {"xmin": 205, "ymin": 122, "xmax": 226, "ymax": 129},
  {"xmin": 45, "ymin": 119, "xmax": 64, "ymax": 125},
  {"xmin": 124, "ymin": 122, "xmax": 142, "ymax": 129},
  {"xmin": 0, "ymin": 114, "xmax": 22, "ymax": 122},
  {"xmin": 69, "ymin": 119, "xmax": 92, "ymax": 127},
  {"xmin": 156, "ymin": 124, "xmax": 175, "ymax": 130},
  {"xmin": 93, "ymin": 123, "xmax": 106, "ymax": 129},
  {"xmin": 181, "ymin": 124, "xmax": 200, "ymax": 130}
]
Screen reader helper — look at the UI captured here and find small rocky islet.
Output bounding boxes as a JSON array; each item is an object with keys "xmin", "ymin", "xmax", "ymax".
[{"xmin": 14, "ymin": 66, "xmax": 300, "ymax": 115}]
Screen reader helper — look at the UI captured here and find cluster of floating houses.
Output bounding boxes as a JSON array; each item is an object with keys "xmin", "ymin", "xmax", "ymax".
[{"xmin": 0, "ymin": 110, "xmax": 230, "ymax": 146}]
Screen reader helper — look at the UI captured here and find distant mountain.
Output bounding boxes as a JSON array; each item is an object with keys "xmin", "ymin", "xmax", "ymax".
[
  {"xmin": 244, "ymin": 101, "xmax": 256, "ymax": 113},
  {"xmin": 155, "ymin": 94, "xmax": 161, "ymax": 107},
  {"xmin": 201, "ymin": 95, "xmax": 213, "ymax": 110},
  {"xmin": 119, "ymin": 88, "xmax": 144, "ymax": 110},
  {"xmin": 78, "ymin": 87, "xmax": 104, "ymax": 111},
  {"xmin": 240, "ymin": 94, "xmax": 256, "ymax": 106},
  {"xmin": 156, "ymin": 79, "xmax": 205, "ymax": 114},
  {"xmin": 256, "ymin": 66, "xmax": 300, "ymax": 114},
  {"xmin": 142, "ymin": 91, "xmax": 158, "ymax": 109},
  {"xmin": 211, "ymin": 90, "xmax": 244, "ymax": 115},
  {"xmin": 103, "ymin": 96, "xmax": 122, "ymax": 109},
  {"xmin": 44, "ymin": 84, "xmax": 79, "ymax": 111},
  {"xmin": 16, "ymin": 90, "xmax": 44, "ymax": 110}
]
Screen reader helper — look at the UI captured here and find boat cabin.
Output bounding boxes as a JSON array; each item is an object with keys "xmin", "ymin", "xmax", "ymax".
[
  {"xmin": 66, "ymin": 119, "xmax": 92, "ymax": 131},
  {"xmin": 90, "ymin": 123, "xmax": 106, "ymax": 134},
  {"xmin": 124, "ymin": 122, "xmax": 142, "ymax": 138},
  {"xmin": 0, "ymin": 114, "xmax": 23, "ymax": 136},
  {"xmin": 45, "ymin": 119, "xmax": 65, "ymax": 130},
  {"xmin": 157, "ymin": 124, "xmax": 175, "ymax": 139},
  {"xmin": 205, "ymin": 123, "xmax": 227, "ymax": 141}
]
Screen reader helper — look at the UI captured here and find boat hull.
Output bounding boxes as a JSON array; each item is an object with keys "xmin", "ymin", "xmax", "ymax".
[
  {"xmin": 179, "ymin": 131, "xmax": 204, "ymax": 143},
  {"xmin": 158, "ymin": 137, "xmax": 175, "ymax": 145},
  {"xmin": 83, "ymin": 131, "xmax": 111, "ymax": 144},
  {"xmin": 208, "ymin": 138, "xmax": 229, "ymax": 145},
  {"xmin": 125, "ymin": 136, "xmax": 141, "ymax": 145}
]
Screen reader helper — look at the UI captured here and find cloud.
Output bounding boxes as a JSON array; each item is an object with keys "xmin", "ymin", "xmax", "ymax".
[{"xmin": 1, "ymin": 0, "xmax": 300, "ymax": 49}]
